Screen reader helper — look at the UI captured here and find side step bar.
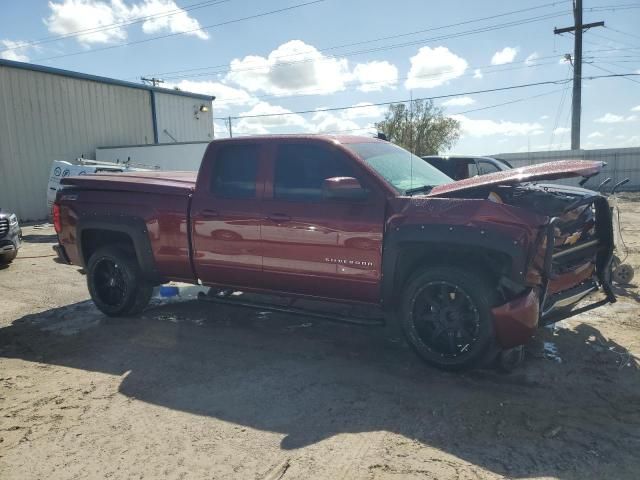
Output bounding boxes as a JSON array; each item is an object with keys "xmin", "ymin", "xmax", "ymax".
[
  {"xmin": 540, "ymin": 297, "xmax": 611, "ymax": 326},
  {"xmin": 198, "ymin": 293, "xmax": 385, "ymax": 327}
]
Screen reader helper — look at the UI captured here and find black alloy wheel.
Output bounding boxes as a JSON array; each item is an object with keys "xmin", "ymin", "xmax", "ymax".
[
  {"xmin": 87, "ymin": 246, "xmax": 153, "ymax": 317},
  {"xmin": 412, "ymin": 281, "xmax": 481, "ymax": 358},
  {"xmin": 400, "ymin": 266, "xmax": 495, "ymax": 371}
]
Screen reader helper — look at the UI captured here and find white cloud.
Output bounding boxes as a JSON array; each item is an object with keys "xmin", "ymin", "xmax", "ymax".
[
  {"xmin": 594, "ymin": 113, "xmax": 637, "ymax": 123},
  {"xmin": 225, "ymin": 41, "xmax": 398, "ymax": 96},
  {"xmin": 405, "ymin": 46, "xmax": 468, "ymax": 89},
  {"xmin": 473, "ymin": 69, "xmax": 483, "ymax": 79},
  {"xmin": 340, "ymin": 102, "xmax": 385, "ymax": 120},
  {"xmin": 442, "ymin": 96, "xmax": 475, "ymax": 107},
  {"xmin": 516, "ymin": 140, "xmax": 570, "ymax": 152},
  {"xmin": 311, "ymin": 111, "xmax": 361, "ymax": 134},
  {"xmin": 491, "ymin": 47, "xmax": 518, "ymax": 65},
  {"xmin": 632, "ymin": 105, "xmax": 640, "ymax": 112},
  {"xmin": 553, "ymin": 127, "xmax": 570, "ymax": 135},
  {"xmin": 588, "ymin": 131, "xmax": 604, "ymax": 138},
  {"xmin": 225, "ymin": 40, "xmax": 354, "ymax": 95},
  {"xmin": 623, "ymin": 135, "xmax": 640, "ymax": 145},
  {"xmin": 230, "ymin": 101, "xmax": 380, "ymax": 136},
  {"xmin": 234, "ymin": 101, "xmax": 309, "ymax": 135},
  {"xmin": 167, "ymin": 80, "xmax": 256, "ymax": 110},
  {"xmin": 45, "ymin": 0, "xmax": 208, "ymax": 46},
  {"xmin": 213, "ymin": 121, "xmax": 228, "ymax": 138},
  {"xmin": 352, "ymin": 60, "xmax": 398, "ymax": 92},
  {"xmin": 540, "ymin": 115, "xmax": 549, "ymax": 120},
  {"xmin": 45, "ymin": 0, "xmax": 128, "ymax": 44},
  {"xmin": 451, "ymin": 114, "xmax": 544, "ymax": 137},
  {"xmin": 129, "ymin": 0, "xmax": 208, "ymax": 39},
  {"xmin": 0, "ymin": 39, "xmax": 32, "ymax": 61},
  {"xmin": 524, "ymin": 52, "xmax": 539, "ymax": 66}
]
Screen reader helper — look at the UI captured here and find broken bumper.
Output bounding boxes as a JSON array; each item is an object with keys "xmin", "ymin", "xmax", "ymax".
[
  {"xmin": 491, "ymin": 279, "xmax": 612, "ymax": 349},
  {"xmin": 492, "ymin": 196, "xmax": 616, "ymax": 349}
]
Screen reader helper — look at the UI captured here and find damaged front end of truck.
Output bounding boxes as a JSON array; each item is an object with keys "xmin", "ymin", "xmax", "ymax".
[
  {"xmin": 385, "ymin": 160, "xmax": 616, "ymax": 351},
  {"xmin": 485, "ymin": 182, "xmax": 616, "ymax": 348}
]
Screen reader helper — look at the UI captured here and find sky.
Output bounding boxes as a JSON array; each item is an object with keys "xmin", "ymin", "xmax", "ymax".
[{"xmin": 1, "ymin": 0, "xmax": 639, "ymax": 154}]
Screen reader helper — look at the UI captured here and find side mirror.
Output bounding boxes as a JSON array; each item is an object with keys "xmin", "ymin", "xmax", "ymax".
[{"xmin": 322, "ymin": 176, "xmax": 367, "ymax": 200}]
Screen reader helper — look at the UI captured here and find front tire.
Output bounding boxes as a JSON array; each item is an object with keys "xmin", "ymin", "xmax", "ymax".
[
  {"xmin": 87, "ymin": 246, "xmax": 152, "ymax": 317},
  {"xmin": 400, "ymin": 266, "xmax": 495, "ymax": 371},
  {"xmin": 0, "ymin": 250, "xmax": 17, "ymax": 265}
]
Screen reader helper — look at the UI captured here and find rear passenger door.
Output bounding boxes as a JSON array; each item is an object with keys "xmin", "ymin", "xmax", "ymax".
[
  {"xmin": 260, "ymin": 143, "xmax": 385, "ymax": 303},
  {"xmin": 191, "ymin": 142, "xmax": 265, "ymax": 288}
]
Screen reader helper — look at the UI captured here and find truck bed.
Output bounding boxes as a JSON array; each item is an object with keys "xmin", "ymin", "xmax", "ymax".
[{"xmin": 61, "ymin": 171, "xmax": 197, "ymax": 195}]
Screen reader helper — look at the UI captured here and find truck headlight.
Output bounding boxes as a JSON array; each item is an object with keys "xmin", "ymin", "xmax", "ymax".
[{"xmin": 9, "ymin": 214, "xmax": 18, "ymax": 226}]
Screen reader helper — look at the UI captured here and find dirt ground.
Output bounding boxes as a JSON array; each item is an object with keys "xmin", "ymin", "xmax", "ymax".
[{"xmin": 1, "ymin": 196, "xmax": 639, "ymax": 480}]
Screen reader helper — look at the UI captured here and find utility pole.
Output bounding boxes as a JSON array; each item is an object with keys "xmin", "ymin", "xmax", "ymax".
[
  {"xmin": 554, "ymin": 0, "xmax": 604, "ymax": 150},
  {"xmin": 228, "ymin": 116, "xmax": 233, "ymax": 138},
  {"xmin": 141, "ymin": 77, "xmax": 165, "ymax": 87}
]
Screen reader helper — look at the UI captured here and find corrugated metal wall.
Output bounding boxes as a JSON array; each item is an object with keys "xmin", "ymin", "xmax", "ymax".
[
  {"xmin": 0, "ymin": 66, "xmax": 155, "ymax": 220},
  {"xmin": 154, "ymin": 92, "xmax": 213, "ymax": 143},
  {"xmin": 494, "ymin": 147, "xmax": 640, "ymax": 191}
]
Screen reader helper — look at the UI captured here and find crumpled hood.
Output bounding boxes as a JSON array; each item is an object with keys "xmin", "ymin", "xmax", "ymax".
[{"xmin": 427, "ymin": 160, "xmax": 604, "ymax": 197}]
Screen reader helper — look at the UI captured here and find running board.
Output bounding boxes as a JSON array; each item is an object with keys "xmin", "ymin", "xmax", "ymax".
[
  {"xmin": 199, "ymin": 294, "xmax": 385, "ymax": 327},
  {"xmin": 540, "ymin": 298, "xmax": 611, "ymax": 326}
]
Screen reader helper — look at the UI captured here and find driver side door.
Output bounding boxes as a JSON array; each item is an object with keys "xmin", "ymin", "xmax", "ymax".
[{"xmin": 260, "ymin": 143, "xmax": 386, "ymax": 303}]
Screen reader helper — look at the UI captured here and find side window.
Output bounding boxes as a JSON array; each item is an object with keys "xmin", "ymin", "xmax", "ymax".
[
  {"xmin": 211, "ymin": 144, "xmax": 259, "ymax": 198},
  {"xmin": 467, "ymin": 161, "xmax": 479, "ymax": 178},
  {"xmin": 476, "ymin": 160, "xmax": 501, "ymax": 176},
  {"xmin": 274, "ymin": 144, "xmax": 356, "ymax": 201}
]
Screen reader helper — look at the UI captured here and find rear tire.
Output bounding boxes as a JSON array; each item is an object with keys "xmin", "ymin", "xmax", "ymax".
[
  {"xmin": 87, "ymin": 246, "xmax": 152, "ymax": 317},
  {"xmin": 0, "ymin": 250, "xmax": 17, "ymax": 265},
  {"xmin": 399, "ymin": 266, "xmax": 496, "ymax": 371}
]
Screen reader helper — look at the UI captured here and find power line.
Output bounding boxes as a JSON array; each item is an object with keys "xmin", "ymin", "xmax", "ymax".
[
  {"xmin": 589, "ymin": 31, "xmax": 640, "ymax": 49},
  {"xmin": 215, "ymin": 73, "xmax": 638, "ymax": 121},
  {"xmin": 0, "ymin": 0, "xmax": 233, "ymax": 53},
  {"xmin": 169, "ymin": 57, "xmax": 563, "ymax": 107},
  {"xmin": 605, "ymin": 26, "xmax": 640, "ymax": 42},
  {"xmin": 144, "ymin": 10, "xmax": 572, "ymax": 81},
  {"xmin": 588, "ymin": 62, "xmax": 640, "ymax": 84},
  {"xmin": 549, "ymin": 66, "xmax": 572, "ymax": 149},
  {"xmin": 156, "ymin": 45, "xmax": 640, "ymax": 84},
  {"xmin": 232, "ymin": 87, "xmax": 576, "ymax": 137},
  {"xmin": 32, "ymin": 0, "xmax": 327, "ymax": 62},
  {"xmin": 141, "ymin": 1, "xmax": 572, "ymax": 78},
  {"xmin": 454, "ymin": 87, "xmax": 568, "ymax": 114}
]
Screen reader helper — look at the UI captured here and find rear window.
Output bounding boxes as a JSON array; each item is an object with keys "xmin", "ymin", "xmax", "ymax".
[{"xmin": 211, "ymin": 145, "xmax": 259, "ymax": 198}]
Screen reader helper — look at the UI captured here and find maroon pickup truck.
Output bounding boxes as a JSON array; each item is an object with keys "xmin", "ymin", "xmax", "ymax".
[{"xmin": 53, "ymin": 135, "xmax": 615, "ymax": 370}]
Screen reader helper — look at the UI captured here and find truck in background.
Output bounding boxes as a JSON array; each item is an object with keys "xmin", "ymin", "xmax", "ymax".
[{"xmin": 47, "ymin": 159, "xmax": 153, "ymax": 215}]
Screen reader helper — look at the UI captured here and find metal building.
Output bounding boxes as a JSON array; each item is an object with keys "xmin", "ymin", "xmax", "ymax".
[
  {"xmin": 0, "ymin": 59, "xmax": 214, "ymax": 220},
  {"xmin": 494, "ymin": 147, "xmax": 640, "ymax": 191}
]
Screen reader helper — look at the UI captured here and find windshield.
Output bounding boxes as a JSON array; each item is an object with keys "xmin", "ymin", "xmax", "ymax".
[{"xmin": 344, "ymin": 142, "xmax": 453, "ymax": 194}]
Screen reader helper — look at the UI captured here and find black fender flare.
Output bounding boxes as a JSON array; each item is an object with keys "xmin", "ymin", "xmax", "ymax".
[
  {"xmin": 380, "ymin": 224, "xmax": 530, "ymax": 309},
  {"xmin": 76, "ymin": 215, "xmax": 162, "ymax": 283}
]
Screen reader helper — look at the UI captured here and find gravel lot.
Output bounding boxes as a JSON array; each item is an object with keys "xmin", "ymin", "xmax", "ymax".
[{"xmin": 1, "ymin": 196, "xmax": 639, "ymax": 480}]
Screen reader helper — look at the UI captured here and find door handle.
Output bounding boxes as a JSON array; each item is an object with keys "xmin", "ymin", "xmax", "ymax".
[
  {"xmin": 267, "ymin": 213, "xmax": 291, "ymax": 222},
  {"xmin": 200, "ymin": 209, "xmax": 219, "ymax": 218}
]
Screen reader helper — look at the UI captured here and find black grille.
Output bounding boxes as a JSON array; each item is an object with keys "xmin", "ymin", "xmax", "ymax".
[{"xmin": 0, "ymin": 218, "xmax": 8, "ymax": 238}]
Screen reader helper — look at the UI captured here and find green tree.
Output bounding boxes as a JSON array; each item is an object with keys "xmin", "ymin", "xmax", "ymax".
[{"xmin": 375, "ymin": 99, "xmax": 460, "ymax": 155}]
